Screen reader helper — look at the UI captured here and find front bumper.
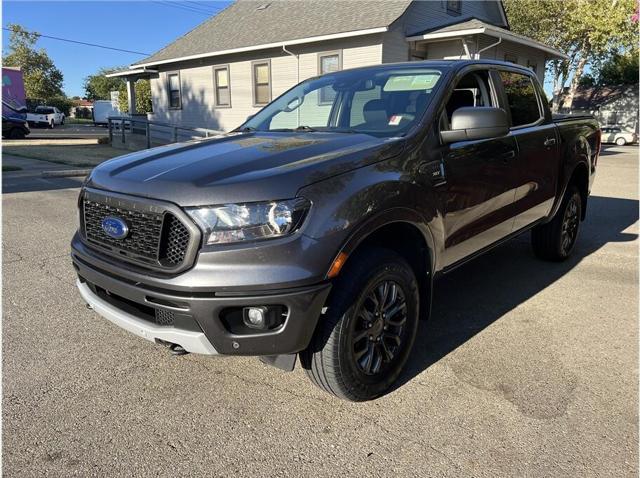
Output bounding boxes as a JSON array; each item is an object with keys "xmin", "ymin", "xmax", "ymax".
[
  {"xmin": 77, "ymin": 279, "xmax": 218, "ymax": 354},
  {"xmin": 72, "ymin": 252, "xmax": 332, "ymax": 356}
]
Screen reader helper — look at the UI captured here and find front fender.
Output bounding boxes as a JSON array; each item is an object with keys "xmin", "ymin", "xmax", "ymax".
[{"xmin": 298, "ymin": 159, "xmax": 441, "ymax": 276}]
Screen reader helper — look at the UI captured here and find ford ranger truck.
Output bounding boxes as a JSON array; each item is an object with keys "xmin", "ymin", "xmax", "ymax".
[{"xmin": 72, "ymin": 60, "xmax": 600, "ymax": 401}]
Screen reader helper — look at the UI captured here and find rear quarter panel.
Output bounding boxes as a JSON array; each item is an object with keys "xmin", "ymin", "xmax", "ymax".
[{"xmin": 549, "ymin": 117, "xmax": 600, "ymax": 218}]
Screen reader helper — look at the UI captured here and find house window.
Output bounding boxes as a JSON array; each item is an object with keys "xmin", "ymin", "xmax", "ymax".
[
  {"xmin": 252, "ymin": 61, "xmax": 271, "ymax": 106},
  {"xmin": 607, "ymin": 111, "xmax": 618, "ymax": 125},
  {"xmin": 213, "ymin": 66, "xmax": 231, "ymax": 107},
  {"xmin": 167, "ymin": 72, "xmax": 181, "ymax": 109},
  {"xmin": 446, "ymin": 0, "xmax": 462, "ymax": 15},
  {"xmin": 318, "ymin": 51, "xmax": 342, "ymax": 104}
]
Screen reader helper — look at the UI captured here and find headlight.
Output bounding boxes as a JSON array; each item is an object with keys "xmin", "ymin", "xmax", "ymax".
[{"xmin": 185, "ymin": 198, "xmax": 311, "ymax": 245}]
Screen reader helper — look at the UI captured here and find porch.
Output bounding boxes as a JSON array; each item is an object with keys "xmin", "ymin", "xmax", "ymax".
[{"xmin": 406, "ymin": 19, "xmax": 568, "ymax": 82}]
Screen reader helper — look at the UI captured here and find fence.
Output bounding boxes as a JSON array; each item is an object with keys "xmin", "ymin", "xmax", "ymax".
[{"xmin": 107, "ymin": 117, "xmax": 222, "ymax": 150}]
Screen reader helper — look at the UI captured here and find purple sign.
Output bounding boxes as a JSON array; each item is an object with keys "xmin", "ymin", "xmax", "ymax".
[{"xmin": 2, "ymin": 67, "xmax": 27, "ymax": 119}]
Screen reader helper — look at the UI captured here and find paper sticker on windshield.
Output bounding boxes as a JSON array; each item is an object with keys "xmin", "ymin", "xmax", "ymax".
[
  {"xmin": 388, "ymin": 115, "xmax": 402, "ymax": 126},
  {"xmin": 383, "ymin": 73, "xmax": 441, "ymax": 92}
]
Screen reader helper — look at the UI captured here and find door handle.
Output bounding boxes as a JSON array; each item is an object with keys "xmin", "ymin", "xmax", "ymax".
[
  {"xmin": 500, "ymin": 150, "xmax": 516, "ymax": 162},
  {"xmin": 544, "ymin": 137, "xmax": 557, "ymax": 147}
]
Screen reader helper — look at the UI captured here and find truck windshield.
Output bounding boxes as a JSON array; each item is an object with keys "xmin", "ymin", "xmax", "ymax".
[{"xmin": 241, "ymin": 67, "xmax": 445, "ymax": 137}]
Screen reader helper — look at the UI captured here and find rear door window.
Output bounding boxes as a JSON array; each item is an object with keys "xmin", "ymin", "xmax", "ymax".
[{"xmin": 498, "ymin": 71, "xmax": 542, "ymax": 127}]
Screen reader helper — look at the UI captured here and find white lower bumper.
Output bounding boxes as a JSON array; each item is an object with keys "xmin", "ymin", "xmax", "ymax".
[{"xmin": 77, "ymin": 279, "xmax": 218, "ymax": 355}]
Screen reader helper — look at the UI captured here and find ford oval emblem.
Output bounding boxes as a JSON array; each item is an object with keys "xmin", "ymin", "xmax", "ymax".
[{"xmin": 101, "ymin": 216, "xmax": 129, "ymax": 240}]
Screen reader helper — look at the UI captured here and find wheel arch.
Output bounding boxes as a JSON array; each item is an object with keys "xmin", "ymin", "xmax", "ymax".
[
  {"xmin": 549, "ymin": 160, "xmax": 590, "ymax": 222},
  {"xmin": 329, "ymin": 208, "xmax": 436, "ymax": 321},
  {"xmin": 568, "ymin": 161, "xmax": 590, "ymax": 221}
]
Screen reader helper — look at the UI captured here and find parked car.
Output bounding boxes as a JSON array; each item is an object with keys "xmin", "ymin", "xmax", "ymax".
[
  {"xmin": 71, "ymin": 60, "xmax": 600, "ymax": 401},
  {"xmin": 2, "ymin": 115, "xmax": 30, "ymax": 139},
  {"xmin": 27, "ymin": 106, "xmax": 64, "ymax": 128},
  {"xmin": 600, "ymin": 126, "xmax": 637, "ymax": 146}
]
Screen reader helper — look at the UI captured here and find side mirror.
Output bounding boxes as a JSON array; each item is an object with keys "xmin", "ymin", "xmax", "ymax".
[{"xmin": 440, "ymin": 107, "xmax": 509, "ymax": 143}]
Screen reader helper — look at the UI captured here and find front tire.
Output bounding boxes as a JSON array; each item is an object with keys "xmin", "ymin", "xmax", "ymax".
[
  {"xmin": 615, "ymin": 137, "xmax": 627, "ymax": 146},
  {"xmin": 300, "ymin": 247, "xmax": 419, "ymax": 401},
  {"xmin": 531, "ymin": 185, "xmax": 582, "ymax": 261},
  {"xmin": 9, "ymin": 128, "xmax": 25, "ymax": 139}
]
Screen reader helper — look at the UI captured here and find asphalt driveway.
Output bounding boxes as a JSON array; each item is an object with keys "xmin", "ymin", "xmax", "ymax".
[{"xmin": 2, "ymin": 146, "xmax": 638, "ymax": 476}]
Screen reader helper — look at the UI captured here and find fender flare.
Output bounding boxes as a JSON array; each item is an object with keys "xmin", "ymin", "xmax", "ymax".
[
  {"xmin": 328, "ymin": 207, "xmax": 437, "ymax": 321},
  {"xmin": 548, "ymin": 159, "xmax": 590, "ymax": 221}
]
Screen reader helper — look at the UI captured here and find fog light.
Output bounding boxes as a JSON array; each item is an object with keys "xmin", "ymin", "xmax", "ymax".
[
  {"xmin": 244, "ymin": 307, "xmax": 267, "ymax": 328},
  {"xmin": 241, "ymin": 306, "xmax": 286, "ymax": 330}
]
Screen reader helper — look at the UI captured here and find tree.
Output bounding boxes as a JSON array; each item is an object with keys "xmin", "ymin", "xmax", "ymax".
[
  {"xmin": 84, "ymin": 67, "xmax": 126, "ymax": 101},
  {"xmin": 597, "ymin": 49, "xmax": 639, "ymax": 85},
  {"xmin": 579, "ymin": 49, "xmax": 639, "ymax": 86},
  {"xmin": 117, "ymin": 79, "xmax": 153, "ymax": 114},
  {"xmin": 504, "ymin": 0, "xmax": 638, "ymax": 111},
  {"xmin": 2, "ymin": 24, "xmax": 64, "ymax": 99}
]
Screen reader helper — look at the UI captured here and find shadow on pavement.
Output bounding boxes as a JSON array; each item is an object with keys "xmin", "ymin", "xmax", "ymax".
[
  {"xmin": 2, "ymin": 174, "xmax": 84, "ymax": 194},
  {"xmin": 395, "ymin": 195, "xmax": 638, "ymax": 390},
  {"xmin": 600, "ymin": 145, "xmax": 638, "ymax": 156}
]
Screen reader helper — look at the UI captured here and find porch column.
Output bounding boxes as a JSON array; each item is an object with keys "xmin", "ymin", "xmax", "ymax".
[{"xmin": 126, "ymin": 78, "xmax": 137, "ymax": 115}]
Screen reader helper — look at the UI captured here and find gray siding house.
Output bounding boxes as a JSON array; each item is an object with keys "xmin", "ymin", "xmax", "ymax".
[
  {"xmin": 560, "ymin": 84, "xmax": 639, "ymax": 134},
  {"xmin": 111, "ymin": 0, "xmax": 566, "ymax": 132}
]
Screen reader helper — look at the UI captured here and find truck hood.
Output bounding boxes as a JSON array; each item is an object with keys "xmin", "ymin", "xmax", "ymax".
[{"xmin": 87, "ymin": 131, "xmax": 404, "ymax": 206}]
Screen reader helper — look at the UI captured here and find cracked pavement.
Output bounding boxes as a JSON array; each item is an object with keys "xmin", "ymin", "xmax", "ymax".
[{"xmin": 2, "ymin": 146, "xmax": 638, "ymax": 476}]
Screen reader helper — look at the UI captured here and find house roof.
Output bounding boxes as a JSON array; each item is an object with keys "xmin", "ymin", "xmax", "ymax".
[
  {"xmin": 407, "ymin": 18, "xmax": 568, "ymax": 60},
  {"xmin": 73, "ymin": 99, "xmax": 93, "ymax": 107},
  {"xmin": 563, "ymin": 84, "xmax": 639, "ymax": 109},
  {"xmin": 133, "ymin": 0, "xmax": 413, "ymax": 68}
]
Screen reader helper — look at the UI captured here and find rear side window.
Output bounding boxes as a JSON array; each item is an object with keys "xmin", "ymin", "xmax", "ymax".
[{"xmin": 498, "ymin": 71, "xmax": 541, "ymax": 127}]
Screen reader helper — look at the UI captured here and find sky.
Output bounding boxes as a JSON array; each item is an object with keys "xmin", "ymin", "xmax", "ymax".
[
  {"xmin": 3, "ymin": 0, "xmax": 562, "ymax": 98},
  {"xmin": 2, "ymin": 0, "xmax": 232, "ymax": 97}
]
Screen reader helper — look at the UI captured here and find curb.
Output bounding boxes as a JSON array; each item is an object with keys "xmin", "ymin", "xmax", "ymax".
[{"xmin": 42, "ymin": 169, "xmax": 92, "ymax": 178}]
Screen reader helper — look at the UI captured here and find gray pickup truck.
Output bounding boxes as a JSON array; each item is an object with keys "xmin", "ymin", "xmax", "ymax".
[{"xmin": 72, "ymin": 60, "xmax": 600, "ymax": 401}]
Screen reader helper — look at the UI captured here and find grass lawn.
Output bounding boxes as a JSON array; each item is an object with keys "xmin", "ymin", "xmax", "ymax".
[
  {"xmin": 3, "ymin": 139, "xmax": 125, "ymax": 167},
  {"xmin": 66, "ymin": 117, "xmax": 94, "ymax": 124}
]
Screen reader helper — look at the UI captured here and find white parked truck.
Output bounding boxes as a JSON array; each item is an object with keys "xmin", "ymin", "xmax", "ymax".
[{"xmin": 27, "ymin": 106, "xmax": 65, "ymax": 128}]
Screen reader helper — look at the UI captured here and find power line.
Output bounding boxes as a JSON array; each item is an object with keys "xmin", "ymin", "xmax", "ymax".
[
  {"xmin": 3, "ymin": 27, "xmax": 150, "ymax": 56},
  {"xmin": 183, "ymin": 0, "xmax": 216, "ymax": 12},
  {"xmin": 153, "ymin": 0, "xmax": 215, "ymax": 16},
  {"xmin": 182, "ymin": 1, "xmax": 227, "ymax": 14}
]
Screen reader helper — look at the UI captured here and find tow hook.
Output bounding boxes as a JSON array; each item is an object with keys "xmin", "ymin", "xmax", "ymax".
[
  {"xmin": 169, "ymin": 344, "xmax": 189, "ymax": 356},
  {"xmin": 155, "ymin": 338, "xmax": 189, "ymax": 356}
]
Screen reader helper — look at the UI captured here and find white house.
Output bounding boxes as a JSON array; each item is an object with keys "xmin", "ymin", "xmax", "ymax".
[{"xmin": 109, "ymin": 0, "xmax": 567, "ymax": 132}]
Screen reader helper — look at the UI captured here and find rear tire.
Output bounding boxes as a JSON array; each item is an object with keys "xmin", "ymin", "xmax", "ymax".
[
  {"xmin": 615, "ymin": 137, "xmax": 626, "ymax": 146},
  {"xmin": 531, "ymin": 185, "xmax": 582, "ymax": 261},
  {"xmin": 300, "ymin": 247, "xmax": 420, "ymax": 401}
]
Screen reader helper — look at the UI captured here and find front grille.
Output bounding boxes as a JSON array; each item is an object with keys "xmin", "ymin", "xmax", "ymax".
[
  {"xmin": 81, "ymin": 193, "xmax": 194, "ymax": 271},
  {"xmin": 84, "ymin": 199, "xmax": 164, "ymax": 262},
  {"xmin": 155, "ymin": 308, "xmax": 176, "ymax": 326},
  {"xmin": 160, "ymin": 214, "xmax": 190, "ymax": 265}
]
